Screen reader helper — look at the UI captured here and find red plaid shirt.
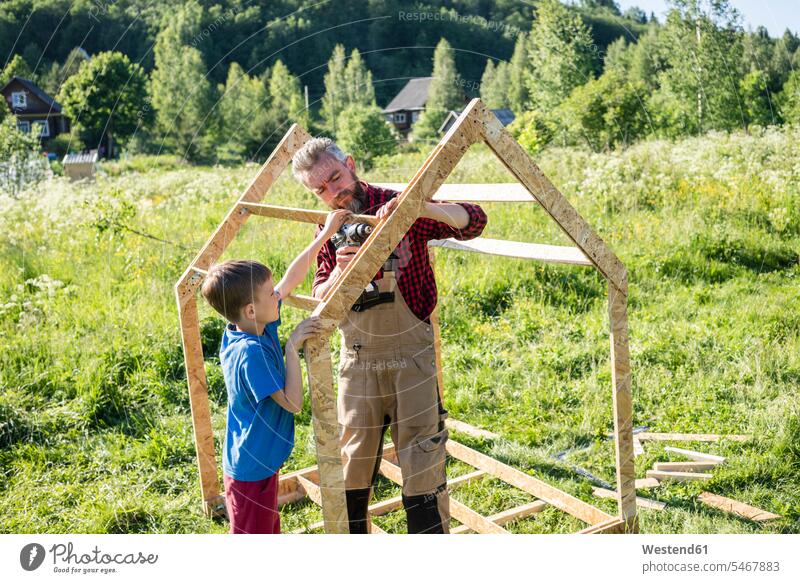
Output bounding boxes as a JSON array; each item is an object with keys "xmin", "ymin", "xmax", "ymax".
[{"xmin": 313, "ymin": 181, "xmax": 487, "ymax": 323}]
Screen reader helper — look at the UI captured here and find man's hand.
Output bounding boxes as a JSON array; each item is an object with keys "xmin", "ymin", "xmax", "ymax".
[
  {"xmin": 375, "ymin": 196, "xmax": 399, "ymax": 220},
  {"xmin": 320, "ymin": 209, "xmax": 352, "ymax": 240},
  {"xmin": 335, "ymin": 245, "xmax": 360, "ymax": 270}
]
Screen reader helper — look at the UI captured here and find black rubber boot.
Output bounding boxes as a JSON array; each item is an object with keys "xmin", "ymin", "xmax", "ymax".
[
  {"xmin": 402, "ymin": 483, "xmax": 448, "ymax": 534},
  {"xmin": 345, "ymin": 487, "xmax": 372, "ymax": 534}
]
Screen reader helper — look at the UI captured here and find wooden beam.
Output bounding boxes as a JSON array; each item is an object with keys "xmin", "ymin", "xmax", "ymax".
[
  {"xmin": 450, "ymin": 501, "xmax": 548, "ymax": 534},
  {"xmin": 378, "ymin": 458, "xmax": 403, "ymax": 484},
  {"xmin": 609, "ymin": 281, "xmax": 638, "ymax": 532},
  {"xmin": 240, "ymin": 202, "xmax": 379, "ymax": 227},
  {"xmin": 635, "ymin": 478, "xmax": 661, "ymax": 489},
  {"xmin": 637, "ymin": 433, "xmax": 750, "ymax": 442},
  {"xmin": 578, "ymin": 517, "xmax": 629, "ymax": 534},
  {"xmin": 653, "ymin": 461, "xmax": 721, "ymax": 472},
  {"xmin": 664, "ymin": 446, "xmax": 726, "ymax": 463},
  {"xmin": 633, "ymin": 436, "xmax": 644, "ymax": 457},
  {"xmin": 304, "ymin": 333, "xmax": 349, "ymax": 533},
  {"xmin": 292, "ymin": 469, "xmax": 487, "ymax": 534},
  {"xmin": 697, "ymin": 492, "xmax": 780, "ymax": 522},
  {"xmin": 646, "ymin": 470, "xmax": 713, "ymax": 482},
  {"xmin": 473, "ymin": 99, "xmax": 627, "ymax": 292},
  {"xmin": 449, "ymin": 498, "xmax": 510, "ymax": 534},
  {"xmin": 428, "ymin": 238, "xmax": 592, "ymax": 266},
  {"xmin": 592, "ymin": 487, "xmax": 666, "ymax": 511},
  {"xmin": 282, "ymin": 293, "xmax": 320, "ymax": 311},
  {"xmin": 445, "ymin": 440, "xmax": 613, "ymax": 526},
  {"xmin": 175, "ymin": 124, "xmax": 310, "ymax": 306},
  {"xmin": 296, "ymin": 475, "xmax": 322, "ymax": 506},
  {"xmin": 312, "ymin": 100, "xmax": 479, "ymax": 321},
  {"xmin": 175, "ymin": 294, "xmax": 223, "ymax": 517},
  {"xmin": 445, "ymin": 418, "xmax": 500, "ymax": 440},
  {"xmin": 371, "ymin": 182, "xmax": 536, "ymax": 203},
  {"xmin": 379, "ymin": 457, "xmax": 507, "ymax": 534},
  {"xmin": 428, "ymin": 247, "xmax": 446, "ymax": 402}
]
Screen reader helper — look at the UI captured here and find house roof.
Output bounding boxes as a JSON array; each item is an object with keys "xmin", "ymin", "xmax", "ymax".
[
  {"xmin": 438, "ymin": 108, "xmax": 515, "ymax": 133},
  {"xmin": 383, "ymin": 77, "xmax": 433, "ymax": 112},
  {"xmin": 1, "ymin": 76, "xmax": 62, "ymax": 112}
]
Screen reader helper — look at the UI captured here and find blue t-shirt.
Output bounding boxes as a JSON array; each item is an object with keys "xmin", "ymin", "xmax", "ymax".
[{"xmin": 219, "ymin": 299, "xmax": 294, "ymax": 481}]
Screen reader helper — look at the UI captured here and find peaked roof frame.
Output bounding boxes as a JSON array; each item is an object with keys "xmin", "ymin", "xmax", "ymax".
[{"xmin": 175, "ymin": 98, "xmax": 637, "ymax": 534}]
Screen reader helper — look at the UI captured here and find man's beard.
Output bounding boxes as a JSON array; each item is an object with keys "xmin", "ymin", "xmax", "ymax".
[{"xmin": 336, "ymin": 174, "xmax": 366, "ymax": 213}]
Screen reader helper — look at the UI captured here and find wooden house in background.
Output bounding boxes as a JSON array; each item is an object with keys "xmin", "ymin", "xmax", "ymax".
[{"xmin": 1, "ymin": 76, "xmax": 70, "ymax": 143}]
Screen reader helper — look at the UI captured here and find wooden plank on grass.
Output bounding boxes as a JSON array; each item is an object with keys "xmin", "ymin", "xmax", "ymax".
[
  {"xmin": 635, "ymin": 478, "xmax": 661, "ymax": 489},
  {"xmin": 664, "ymin": 446, "xmax": 726, "ymax": 464},
  {"xmin": 296, "ymin": 475, "xmax": 323, "ymax": 507},
  {"xmin": 450, "ymin": 501, "xmax": 549, "ymax": 534},
  {"xmin": 592, "ymin": 487, "xmax": 666, "ymax": 511},
  {"xmin": 646, "ymin": 470, "xmax": 712, "ymax": 482},
  {"xmin": 449, "ymin": 498, "xmax": 510, "ymax": 534},
  {"xmin": 637, "ymin": 433, "xmax": 750, "ymax": 442},
  {"xmin": 578, "ymin": 517, "xmax": 628, "ymax": 534},
  {"xmin": 446, "ymin": 440, "xmax": 614, "ymax": 526},
  {"xmin": 445, "ymin": 418, "xmax": 500, "ymax": 440},
  {"xmin": 698, "ymin": 492, "xmax": 780, "ymax": 522},
  {"xmin": 653, "ymin": 461, "xmax": 720, "ymax": 472}
]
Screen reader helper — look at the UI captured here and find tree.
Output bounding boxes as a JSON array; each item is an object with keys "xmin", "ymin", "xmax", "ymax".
[
  {"xmin": 343, "ymin": 48, "xmax": 376, "ymax": 107},
  {"xmin": 322, "ymin": 45, "xmax": 376, "ymax": 133},
  {"xmin": 507, "ymin": 33, "xmax": 530, "ymax": 112},
  {"xmin": 58, "ymin": 51, "xmax": 151, "ymax": 158},
  {"xmin": 525, "ymin": 0, "xmax": 597, "ymax": 111},
  {"xmin": 335, "ymin": 104, "xmax": 396, "ymax": 168},
  {"xmin": 321, "ymin": 44, "xmax": 348, "ymax": 132},
  {"xmin": 150, "ymin": 2, "xmax": 215, "ymax": 161},
  {"xmin": 739, "ymin": 70, "xmax": 778, "ymax": 128},
  {"xmin": 650, "ymin": 0, "xmax": 746, "ymax": 135},
  {"xmin": 268, "ymin": 59, "xmax": 308, "ymax": 132},
  {"xmin": 778, "ymin": 70, "xmax": 800, "ymax": 124},
  {"xmin": 556, "ymin": 69, "xmax": 650, "ymax": 150},
  {"xmin": 412, "ymin": 38, "xmax": 463, "ymax": 142},
  {"xmin": 0, "ymin": 54, "xmax": 33, "ymax": 86},
  {"xmin": 480, "ymin": 59, "xmax": 511, "ymax": 109},
  {"xmin": 0, "ymin": 116, "xmax": 49, "ymax": 198},
  {"xmin": 216, "ymin": 62, "xmax": 278, "ymax": 161},
  {"xmin": 39, "ymin": 47, "xmax": 90, "ymax": 96}
]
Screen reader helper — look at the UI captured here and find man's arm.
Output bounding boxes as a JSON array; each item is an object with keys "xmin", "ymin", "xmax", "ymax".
[{"xmin": 375, "ymin": 195, "xmax": 487, "ymax": 241}]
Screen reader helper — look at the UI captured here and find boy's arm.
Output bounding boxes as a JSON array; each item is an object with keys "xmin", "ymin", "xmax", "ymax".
[
  {"xmin": 275, "ymin": 209, "xmax": 351, "ymax": 299},
  {"xmin": 270, "ymin": 316, "xmax": 324, "ymax": 413}
]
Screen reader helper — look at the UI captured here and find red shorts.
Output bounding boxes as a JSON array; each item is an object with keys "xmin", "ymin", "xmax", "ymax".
[{"xmin": 224, "ymin": 471, "xmax": 281, "ymax": 534}]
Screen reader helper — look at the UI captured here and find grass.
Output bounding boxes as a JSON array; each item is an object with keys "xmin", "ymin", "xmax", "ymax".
[{"xmin": 1, "ymin": 125, "xmax": 799, "ymax": 534}]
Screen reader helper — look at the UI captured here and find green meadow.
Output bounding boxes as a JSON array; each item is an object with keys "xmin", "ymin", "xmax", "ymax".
[{"xmin": 1, "ymin": 126, "xmax": 798, "ymax": 533}]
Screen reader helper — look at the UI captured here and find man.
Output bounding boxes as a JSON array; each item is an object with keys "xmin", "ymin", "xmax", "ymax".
[{"xmin": 291, "ymin": 137, "xmax": 487, "ymax": 533}]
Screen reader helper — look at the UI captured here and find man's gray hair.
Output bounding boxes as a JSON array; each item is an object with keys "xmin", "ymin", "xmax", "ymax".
[{"xmin": 291, "ymin": 137, "xmax": 347, "ymax": 182}]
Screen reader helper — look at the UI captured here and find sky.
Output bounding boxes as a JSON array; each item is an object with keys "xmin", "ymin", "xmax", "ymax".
[{"xmin": 614, "ymin": 0, "xmax": 800, "ymax": 37}]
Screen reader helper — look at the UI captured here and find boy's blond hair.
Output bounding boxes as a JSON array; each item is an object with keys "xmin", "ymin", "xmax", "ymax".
[{"xmin": 201, "ymin": 260, "xmax": 272, "ymax": 322}]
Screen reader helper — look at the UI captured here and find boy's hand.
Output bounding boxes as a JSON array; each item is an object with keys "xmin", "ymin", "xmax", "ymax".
[
  {"xmin": 320, "ymin": 209, "xmax": 352, "ymax": 239},
  {"xmin": 287, "ymin": 316, "xmax": 325, "ymax": 351}
]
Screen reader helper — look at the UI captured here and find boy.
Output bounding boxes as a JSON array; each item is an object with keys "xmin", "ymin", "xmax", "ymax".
[{"xmin": 201, "ymin": 208, "xmax": 351, "ymax": 534}]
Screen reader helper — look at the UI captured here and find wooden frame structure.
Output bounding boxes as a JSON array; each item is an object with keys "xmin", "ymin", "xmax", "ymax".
[{"xmin": 175, "ymin": 98, "xmax": 636, "ymax": 534}]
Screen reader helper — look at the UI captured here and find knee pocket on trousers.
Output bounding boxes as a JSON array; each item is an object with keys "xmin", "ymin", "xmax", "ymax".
[
  {"xmin": 337, "ymin": 354, "xmax": 366, "ymax": 427},
  {"xmin": 400, "ymin": 428, "xmax": 448, "ymax": 496}
]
